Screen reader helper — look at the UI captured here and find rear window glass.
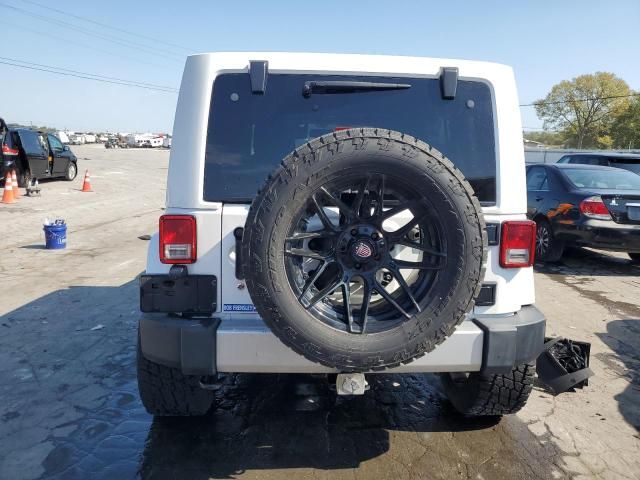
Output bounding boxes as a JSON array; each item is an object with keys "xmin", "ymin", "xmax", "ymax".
[
  {"xmin": 204, "ymin": 73, "xmax": 496, "ymax": 203},
  {"xmin": 563, "ymin": 168, "xmax": 640, "ymax": 190},
  {"xmin": 609, "ymin": 157, "xmax": 640, "ymax": 175}
]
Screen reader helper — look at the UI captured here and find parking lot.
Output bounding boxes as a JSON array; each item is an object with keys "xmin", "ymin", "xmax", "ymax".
[{"xmin": 1, "ymin": 145, "xmax": 639, "ymax": 480}]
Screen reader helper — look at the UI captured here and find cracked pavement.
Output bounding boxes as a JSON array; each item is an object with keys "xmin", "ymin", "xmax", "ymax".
[{"xmin": 0, "ymin": 146, "xmax": 639, "ymax": 479}]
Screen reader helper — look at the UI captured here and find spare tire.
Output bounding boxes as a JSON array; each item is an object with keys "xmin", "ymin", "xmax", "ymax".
[{"xmin": 242, "ymin": 128, "xmax": 487, "ymax": 371}]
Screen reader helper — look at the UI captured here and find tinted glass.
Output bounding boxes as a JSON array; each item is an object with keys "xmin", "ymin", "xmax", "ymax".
[
  {"xmin": 48, "ymin": 134, "xmax": 64, "ymax": 151},
  {"xmin": 563, "ymin": 168, "xmax": 640, "ymax": 190},
  {"xmin": 204, "ymin": 73, "xmax": 496, "ymax": 203},
  {"xmin": 609, "ymin": 158, "xmax": 640, "ymax": 175},
  {"xmin": 18, "ymin": 131, "xmax": 46, "ymax": 156},
  {"xmin": 526, "ymin": 166, "xmax": 547, "ymax": 190}
]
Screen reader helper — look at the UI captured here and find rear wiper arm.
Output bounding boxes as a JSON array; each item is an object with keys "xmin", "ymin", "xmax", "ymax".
[{"xmin": 302, "ymin": 81, "xmax": 411, "ymax": 98}]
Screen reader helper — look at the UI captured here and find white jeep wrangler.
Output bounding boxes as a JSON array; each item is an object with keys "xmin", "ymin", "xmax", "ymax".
[{"xmin": 137, "ymin": 52, "xmax": 545, "ymax": 417}]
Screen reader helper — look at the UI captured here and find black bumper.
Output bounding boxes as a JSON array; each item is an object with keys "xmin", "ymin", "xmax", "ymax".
[
  {"xmin": 556, "ymin": 220, "xmax": 640, "ymax": 252},
  {"xmin": 473, "ymin": 305, "xmax": 546, "ymax": 374}
]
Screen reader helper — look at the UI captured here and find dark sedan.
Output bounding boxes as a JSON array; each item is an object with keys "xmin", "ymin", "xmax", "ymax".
[
  {"xmin": 526, "ymin": 164, "xmax": 640, "ymax": 262},
  {"xmin": 557, "ymin": 152, "xmax": 640, "ymax": 176}
]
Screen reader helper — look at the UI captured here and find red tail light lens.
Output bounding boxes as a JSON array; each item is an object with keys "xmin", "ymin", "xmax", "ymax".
[
  {"xmin": 500, "ymin": 220, "xmax": 536, "ymax": 268},
  {"xmin": 1, "ymin": 143, "xmax": 19, "ymax": 156},
  {"xmin": 159, "ymin": 215, "xmax": 196, "ymax": 264},
  {"xmin": 579, "ymin": 196, "xmax": 611, "ymax": 220}
]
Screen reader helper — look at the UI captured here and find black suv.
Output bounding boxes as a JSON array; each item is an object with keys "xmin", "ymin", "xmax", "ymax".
[
  {"xmin": 1, "ymin": 118, "xmax": 78, "ymax": 186},
  {"xmin": 557, "ymin": 152, "xmax": 640, "ymax": 176}
]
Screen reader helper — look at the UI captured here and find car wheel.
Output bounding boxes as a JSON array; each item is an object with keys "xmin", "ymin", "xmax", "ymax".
[
  {"xmin": 137, "ymin": 335, "xmax": 215, "ymax": 416},
  {"xmin": 242, "ymin": 128, "xmax": 487, "ymax": 371},
  {"xmin": 628, "ymin": 253, "xmax": 640, "ymax": 264},
  {"xmin": 441, "ymin": 363, "xmax": 535, "ymax": 416},
  {"xmin": 535, "ymin": 218, "xmax": 563, "ymax": 262},
  {"xmin": 65, "ymin": 162, "xmax": 77, "ymax": 181}
]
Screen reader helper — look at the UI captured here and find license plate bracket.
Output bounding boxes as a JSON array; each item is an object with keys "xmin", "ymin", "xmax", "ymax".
[
  {"xmin": 140, "ymin": 275, "xmax": 217, "ymax": 315},
  {"xmin": 628, "ymin": 205, "xmax": 640, "ymax": 221}
]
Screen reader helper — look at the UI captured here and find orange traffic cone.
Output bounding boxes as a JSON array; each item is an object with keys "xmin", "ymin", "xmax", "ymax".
[
  {"xmin": 2, "ymin": 173, "xmax": 15, "ymax": 204},
  {"xmin": 11, "ymin": 170, "xmax": 20, "ymax": 199},
  {"xmin": 81, "ymin": 170, "xmax": 93, "ymax": 192}
]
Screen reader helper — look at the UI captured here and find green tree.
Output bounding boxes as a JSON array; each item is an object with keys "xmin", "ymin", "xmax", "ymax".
[
  {"xmin": 534, "ymin": 72, "xmax": 631, "ymax": 148},
  {"xmin": 523, "ymin": 130, "xmax": 567, "ymax": 147},
  {"xmin": 612, "ymin": 95, "xmax": 640, "ymax": 149}
]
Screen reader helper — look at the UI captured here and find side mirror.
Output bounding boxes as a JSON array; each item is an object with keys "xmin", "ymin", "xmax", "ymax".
[{"xmin": 63, "ymin": 145, "xmax": 69, "ymax": 151}]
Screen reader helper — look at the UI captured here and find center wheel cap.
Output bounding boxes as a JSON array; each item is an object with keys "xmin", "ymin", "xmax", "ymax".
[{"xmin": 352, "ymin": 240, "xmax": 374, "ymax": 261}]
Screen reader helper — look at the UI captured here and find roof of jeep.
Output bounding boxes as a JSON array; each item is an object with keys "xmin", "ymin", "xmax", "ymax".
[{"xmin": 186, "ymin": 51, "xmax": 513, "ymax": 76}]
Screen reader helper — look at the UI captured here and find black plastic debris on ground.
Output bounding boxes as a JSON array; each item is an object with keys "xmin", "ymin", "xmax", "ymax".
[{"xmin": 536, "ymin": 337, "xmax": 594, "ymax": 395}]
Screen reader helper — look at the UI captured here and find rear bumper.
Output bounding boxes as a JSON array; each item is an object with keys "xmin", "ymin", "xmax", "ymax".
[
  {"xmin": 139, "ymin": 305, "xmax": 545, "ymax": 375},
  {"xmin": 556, "ymin": 220, "xmax": 640, "ymax": 252}
]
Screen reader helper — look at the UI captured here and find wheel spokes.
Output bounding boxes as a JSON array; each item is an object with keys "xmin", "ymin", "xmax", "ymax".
[
  {"xmin": 311, "ymin": 194, "xmax": 338, "ymax": 231},
  {"xmin": 352, "ymin": 175, "xmax": 371, "ymax": 218},
  {"xmin": 285, "ymin": 230, "xmax": 335, "ymax": 241},
  {"xmin": 392, "ymin": 238, "xmax": 446, "ymax": 258},
  {"xmin": 285, "ymin": 247, "xmax": 330, "ymax": 261},
  {"xmin": 299, "ymin": 261, "xmax": 331, "ymax": 299},
  {"xmin": 374, "ymin": 176, "xmax": 386, "ymax": 218},
  {"xmin": 374, "ymin": 280, "xmax": 411, "ymax": 319},
  {"xmin": 319, "ymin": 187, "xmax": 356, "ymax": 221},
  {"xmin": 341, "ymin": 283, "xmax": 356, "ymax": 333},
  {"xmin": 303, "ymin": 274, "xmax": 343, "ymax": 309},
  {"xmin": 388, "ymin": 267, "xmax": 421, "ymax": 313},
  {"xmin": 392, "ymin": 259, "xmax": 444, "ymax": 270},
  {"xmin": 357, "ymin": 280, "xmax": 372, "ymax": 334}
]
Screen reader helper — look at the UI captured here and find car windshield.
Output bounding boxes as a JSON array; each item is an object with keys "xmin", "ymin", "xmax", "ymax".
[
  {"xmin": 204, "ymin": 73, "xmax": 497, "ymax": 204},
  {"xmin": 563, "ymin": 168, "xmax": 640, "ymax": 190}
]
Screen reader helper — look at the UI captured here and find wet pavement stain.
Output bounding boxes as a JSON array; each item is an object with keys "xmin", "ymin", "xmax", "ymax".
[{"xmin": 0, "ymin": 282, "xmax": 568, "ymax": 480}]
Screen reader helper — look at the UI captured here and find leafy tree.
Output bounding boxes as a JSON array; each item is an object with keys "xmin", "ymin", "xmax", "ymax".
[
  {"xmin": 534, "ymin": 72, "xmax": 631, "ymax": 148},
  {"xmin": 523, "ymin": 130, "xmax": 567, "ymax": 147},
  {"xmin": 612, "ymin": 95, "xmax": 640, "ymax": 149}
]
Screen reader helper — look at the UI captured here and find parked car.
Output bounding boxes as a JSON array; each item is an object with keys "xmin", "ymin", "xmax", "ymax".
[
  {"xmin": 105, "ymin": 138, "xmax": 128, "ymax": 149},
  {"xmin": 137, "ymin": 52, "xmax": 545, "ymax": 418},
  {"xmin": 1, "ymin": 124, "xmax": 78, "ymax": 186},
  {"xmin": 526, "ymin": 163, "xmax": 640, "ymax": 262},
  {"xmin": 557, "ymin": 152, "xmax": 640, "ymax": 176}
]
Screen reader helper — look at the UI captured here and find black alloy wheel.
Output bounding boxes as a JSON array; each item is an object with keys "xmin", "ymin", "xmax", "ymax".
[{"xmin": 284, "ymin": 174, "xmax": 446, "ymax": 335}]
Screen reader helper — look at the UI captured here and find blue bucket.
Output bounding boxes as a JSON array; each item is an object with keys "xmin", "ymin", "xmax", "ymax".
[{"xmin": 43, "ymin": 224, "xmax": 67, "ymax": 249}]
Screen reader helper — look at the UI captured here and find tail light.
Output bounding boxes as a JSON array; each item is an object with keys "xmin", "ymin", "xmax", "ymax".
[
  {"xmin": 1, "ymin": 143, "xmax": 19, "ymax": 156},
  {"xmin": 579, "ymin": 196, "xmax": 611, "ymax": 220},
  {"xmin": 159, "ymin": 215, "xmax": 197, "ymax": 264},
  {"xmin": 500, "ymin": 220, "xmax": 536, "ymax": 268}
]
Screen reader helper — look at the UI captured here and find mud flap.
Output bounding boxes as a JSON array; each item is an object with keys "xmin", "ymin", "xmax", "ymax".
[{"xmin": 536, "ymin": 337, "xmax": 594, "ymax": 394}]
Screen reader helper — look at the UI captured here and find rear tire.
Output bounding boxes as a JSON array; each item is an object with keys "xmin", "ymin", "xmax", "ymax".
[
  {"xmin": 628, "ymin": 253, "xmax": 640, "ymax": 263},
  {"xmin": 136, "ymin": 337, "xmax": 214, "ymax": 416},
  {"xmin": 535, "ymin": 218, "xmax": 564, "ymax": 262},
  {"xmin": 441, "ymin": 363, "xmax": 535, "ymax": 416}
]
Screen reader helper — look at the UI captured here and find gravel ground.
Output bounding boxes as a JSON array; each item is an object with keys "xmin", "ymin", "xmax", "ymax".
[{"xmin": 0, "ymin": 145, "xmax": 638, "ymax": 480}]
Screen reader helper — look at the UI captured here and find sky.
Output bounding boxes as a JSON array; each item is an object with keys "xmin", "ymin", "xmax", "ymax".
[{"xmin": 0, "ymin": 0, "xmax": 638, "ymax": 133}]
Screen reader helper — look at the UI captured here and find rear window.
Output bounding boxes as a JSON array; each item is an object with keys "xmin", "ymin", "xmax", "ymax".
[
  {"xmin": 204, "ymin": 73, "xmax": 496, "ymax": 204},
  {"xmin": 563, "ymin": 168, "xmax": 640, "ymax": 190},
  {"xmin": 609, "ymin": 157, "xmax": 640, "ymax": 175}
]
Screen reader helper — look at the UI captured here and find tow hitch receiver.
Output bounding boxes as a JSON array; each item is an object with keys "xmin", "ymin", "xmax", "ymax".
[{"xmin": 336, "ymin": 373, "xmax": 369, "ymax": 395}]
